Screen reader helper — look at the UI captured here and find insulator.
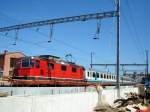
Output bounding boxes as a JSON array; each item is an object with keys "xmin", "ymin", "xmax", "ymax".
[
  {"xmin": 48, "ymin": 24, "xmax": 53, "ymax": 43},
  {"xmin": 93, "ymin": 19, "xmax": 101, "ymax": 39},
  {"xmin": 13, "ymin": 29, "xmax": 19, "ymax": 45}
]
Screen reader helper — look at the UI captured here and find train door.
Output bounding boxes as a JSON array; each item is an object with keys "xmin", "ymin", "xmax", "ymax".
[{"xmin": 47, "ymin": 63, "xmax": 55, "ymax": 79}]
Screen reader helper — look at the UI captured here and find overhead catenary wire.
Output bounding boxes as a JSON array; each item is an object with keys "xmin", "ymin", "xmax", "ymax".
[
  {"xmin": 120, "ymin": 1, "xmax": 145, "ymax": 62},
  {"xmin": 126, "ymin": 0, "xmax": 145, "ymax": 58},
  {"xmin": 121, "ymin": 12, "xmax": 143, "ymax": 60},
  {"xmin": 107, "ymin": 0, "xmax": 116, "ymax": 8}
]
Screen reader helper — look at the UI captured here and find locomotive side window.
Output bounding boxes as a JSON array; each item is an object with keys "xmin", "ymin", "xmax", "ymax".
[
  {"xmin": 48, "ymin": 63, "xmax": 54, "ymax": 69},
  {"xmin": 61, "ymin": 65, "xmax": 67, "ymax": 71},
  {"xmin": 72, "ymin": 67, "xmax": 77, "ymax": 73},
  {"xmin": 36, "ymin": 60, "xmax": 40, "ymax": 68}
]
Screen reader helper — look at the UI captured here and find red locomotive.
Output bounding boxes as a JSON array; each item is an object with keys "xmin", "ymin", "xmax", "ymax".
[{"xmin": 13, "ymin": 55, "xmax": 85, "ymax": 81}]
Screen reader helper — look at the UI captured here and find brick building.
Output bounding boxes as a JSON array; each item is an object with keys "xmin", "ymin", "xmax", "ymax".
[{"xmin": 0, "ymin": 51, "xmax": 25, "ymax": 79}]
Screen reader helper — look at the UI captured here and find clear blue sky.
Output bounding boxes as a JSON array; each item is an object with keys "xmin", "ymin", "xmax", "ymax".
[{"xmin": 0, "ymin": 0, "xmax": 149, "ymax": 73}]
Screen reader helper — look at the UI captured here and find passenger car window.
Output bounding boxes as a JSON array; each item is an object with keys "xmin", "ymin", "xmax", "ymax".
[
  {"xmin": 87, "ymin": 72, "xmax": 89, "ymax": 77},
  {"xmin": 101, "ymin": 74, "xmax": 103, "ymax": 78},
  {"xmin": 96, "ymin": 73, "xmax": 99, "ymax": 78},
  {"xmin": 93, "ymin": 72, "xmax": 96, "ymax": 77}
]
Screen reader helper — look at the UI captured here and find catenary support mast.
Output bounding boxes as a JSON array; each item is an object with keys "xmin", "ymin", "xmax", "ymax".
[{"xmin": 116, "ymin": 0, "xmax": 120, "ymax": 98}]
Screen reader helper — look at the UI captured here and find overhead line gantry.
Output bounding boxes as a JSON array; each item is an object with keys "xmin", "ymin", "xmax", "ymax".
[{"xmin": 0, "ymin": 11, "xmax": 118, "ymax": 32}]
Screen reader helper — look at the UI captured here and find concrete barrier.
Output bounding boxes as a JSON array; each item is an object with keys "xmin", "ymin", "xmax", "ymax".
[{"xmin": 0, "ymin": 86, "xmax": 138, "ymax": 112}]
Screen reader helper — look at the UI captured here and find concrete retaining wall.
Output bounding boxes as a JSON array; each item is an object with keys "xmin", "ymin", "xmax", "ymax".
[{"xmin": 0, "ymin": 86, "xmax": 138, "ymax": 112}]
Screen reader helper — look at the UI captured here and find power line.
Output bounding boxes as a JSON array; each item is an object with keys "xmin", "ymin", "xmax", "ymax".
[
  {"xmin": 126, "ymin": 0, "xmax": 145, "ymax": 57},
  {"xmin": 121, "ymin": 3, "xmax": 145, "ymax": 61}
]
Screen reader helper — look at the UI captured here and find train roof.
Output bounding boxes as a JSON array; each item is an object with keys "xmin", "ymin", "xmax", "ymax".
[
  {"xmin": 19, "ymin": 55, "xmax": 84, "ymax": 68},
  {"xmin": 85, "ymin": 68, "xmax": 115, "ymax": 75},
  {"xmin": 39, "ymin": 55, "xmax": 60, "ymax": 60}
]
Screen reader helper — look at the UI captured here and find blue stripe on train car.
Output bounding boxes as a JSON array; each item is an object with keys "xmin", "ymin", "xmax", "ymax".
[{"xmin": 86, "ymin": 79, "xmax": 115, "ymax": 83}]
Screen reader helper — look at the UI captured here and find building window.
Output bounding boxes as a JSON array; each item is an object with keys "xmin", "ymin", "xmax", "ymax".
[
  {"xmin": 72, "ymin": 67, "xmax": 77, "ymax": 73},
  {"xmin": 36, "ymin": 60, "xmax": 40, "ymax": 68},
  {"xmin": 48, "ymin": 63, "xmax": 54, "ymax": 69},
  {"xmin": 61, "ymin": 65, "xmax": 67, "ymax": 71}
]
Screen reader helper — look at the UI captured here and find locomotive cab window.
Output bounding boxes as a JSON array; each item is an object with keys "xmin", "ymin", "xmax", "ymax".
[
  {"xmin": 72, "ymin": 67, "xmax": 77, "ymax": 73},
  {"xmin": 30, "ymin": 59, "xmax": 34, "ymax": 67},
  {"xmin": 61, "ymin": 65, "xmax": 67, "ymax": 71},
  {"xmin": 22, "ymin": 59, "xmax": 29, "ymax": 67},
  {"xmin": 48, "ymin": 63, "xmax": 54, "ymax": 69},
  {"xmin": 22, "ymin": 58, "xmax": 34, "ymax": 68}
]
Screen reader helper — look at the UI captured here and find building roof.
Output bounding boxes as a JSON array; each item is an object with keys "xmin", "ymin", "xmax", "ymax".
[{"xmin": 0, "ymin": 51, "xmax": 26, "ymax": 56}]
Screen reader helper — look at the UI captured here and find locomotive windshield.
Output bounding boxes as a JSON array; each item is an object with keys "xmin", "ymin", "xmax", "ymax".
[{"xmin": 22, "ymin": 58, "xmax": 34, "ymax": 68}]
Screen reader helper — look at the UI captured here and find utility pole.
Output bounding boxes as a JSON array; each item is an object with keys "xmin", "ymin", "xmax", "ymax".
[
  {"xmin": 116, "ymin": 0, "xmax": 120, "ymax": 98},
  {"xmin": 146, "ymin": 50, "xmax": 149, "ymax": 78},
  {"xmin": 90, "ymin": 52, "xmax": 94, "ymax": 69}
]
